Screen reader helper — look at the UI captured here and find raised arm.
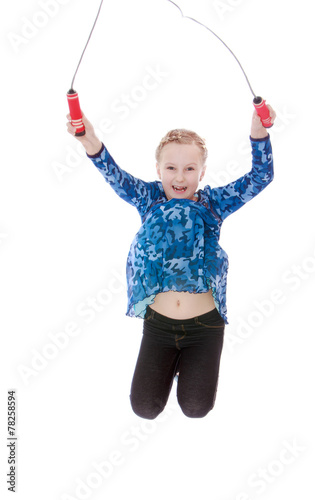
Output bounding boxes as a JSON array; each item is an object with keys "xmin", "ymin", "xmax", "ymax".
[
  {"xmin": 66, "ymin": 112, "xmax": 160, "ymax": 215},
  {"xmin": 207, "ymin": 105, "xmax": 276, "ymax": 220}
]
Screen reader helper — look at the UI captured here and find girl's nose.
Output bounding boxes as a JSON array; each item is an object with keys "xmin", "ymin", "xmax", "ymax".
[{"xmin": 175, "ymin": 171, "xmax": 184, "ymax": 182}]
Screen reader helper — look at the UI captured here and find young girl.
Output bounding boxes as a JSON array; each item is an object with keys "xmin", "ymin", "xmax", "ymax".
[{"xmin": 67, "ymin": 106, "xmax": 276, "ymax": 419}]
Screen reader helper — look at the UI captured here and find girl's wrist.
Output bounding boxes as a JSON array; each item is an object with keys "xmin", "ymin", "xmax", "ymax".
[
  {"xmin": 250, "ymin": 130, "xmax": 269, "ymax": 140},
  {"xmin": 83, "ymin": 137, "xmax": 103, "ymax": 156}
]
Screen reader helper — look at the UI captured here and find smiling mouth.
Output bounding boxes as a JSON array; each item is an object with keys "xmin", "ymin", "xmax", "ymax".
[{"xmin": 172, "ymin": 185, "xmax": 187, "ymax": 193}]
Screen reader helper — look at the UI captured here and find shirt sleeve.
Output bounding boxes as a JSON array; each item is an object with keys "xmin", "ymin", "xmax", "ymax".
[
  {"xmin": 87, "ymin": 143, "xmax": 161, "ymax": 217},
  {"xmin": 205, "ymin": 135, "xmax": 274, "ymax": 221}
]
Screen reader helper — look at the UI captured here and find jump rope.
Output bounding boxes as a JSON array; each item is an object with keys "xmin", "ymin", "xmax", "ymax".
[{"xmin": 67, "ymin": 0, "xmax": 272, "ymax": 136}]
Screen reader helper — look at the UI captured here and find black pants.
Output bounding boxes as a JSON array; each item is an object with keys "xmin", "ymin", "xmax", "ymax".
[{"xmin": 130, "ymin": 306, "xmax": 225, "ymax": 419}]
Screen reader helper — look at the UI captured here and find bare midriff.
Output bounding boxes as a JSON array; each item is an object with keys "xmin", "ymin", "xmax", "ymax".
[{"xmin": 150, "ymin": 289, "xmax": 216, "ymax": 319}]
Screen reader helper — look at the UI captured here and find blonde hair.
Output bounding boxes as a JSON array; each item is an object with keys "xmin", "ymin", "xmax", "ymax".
[{"xmin": 155, "ymin": 129, "xmax": 208, "ymax": 164}]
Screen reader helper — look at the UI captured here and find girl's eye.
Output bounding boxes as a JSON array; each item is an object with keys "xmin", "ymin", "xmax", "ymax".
[{"xmin": 167, "ymin": 166, "xmax": 175, "ymax": 170}]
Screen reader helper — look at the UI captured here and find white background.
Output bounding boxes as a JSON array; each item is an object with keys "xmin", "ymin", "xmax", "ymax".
[{"xmin": 1, "ymin": 0, "xmax": 314, "ymax": 499}]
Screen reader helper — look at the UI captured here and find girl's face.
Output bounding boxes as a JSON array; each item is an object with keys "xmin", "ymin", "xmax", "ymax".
[{"xmin": 156, "ymin": 143, "xmax": 206, "ymax": 201}]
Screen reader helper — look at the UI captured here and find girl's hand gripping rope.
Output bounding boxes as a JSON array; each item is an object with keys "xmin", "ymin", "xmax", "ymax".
[
  {"xmin": 251, "ymin": 104, "xmax": 276, "ymax": 139},
  {"xmin": 66, "ymin": 112, "xmax": 102, "ymax": 156},
  {"xmin": 253, "ymin": 97, "xmax": 273, "ymax": 129}
]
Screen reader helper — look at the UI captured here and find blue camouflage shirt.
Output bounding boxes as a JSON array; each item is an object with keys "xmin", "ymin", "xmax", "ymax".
[{"xmin": 87, "ymin": 135, "xmax": 273, "ymax": 323}]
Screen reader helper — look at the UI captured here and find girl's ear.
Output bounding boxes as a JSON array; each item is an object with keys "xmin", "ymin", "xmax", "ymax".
[
  {"xmin": 156, "ymin": 163, "xmax": 161, "ymax": 179},
  {"xmin": 199, "ymin": 165, "xmax": 207, "ymax": 181}
]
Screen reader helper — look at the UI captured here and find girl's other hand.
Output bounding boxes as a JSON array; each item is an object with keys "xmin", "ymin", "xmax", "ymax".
[
  {"xmin": 66, "ymin": 112, "xmax": 102, "ymax": 156},
  {"xmin": 251, "ymin": 104, "xmax": 276, "ymax": 139}
]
